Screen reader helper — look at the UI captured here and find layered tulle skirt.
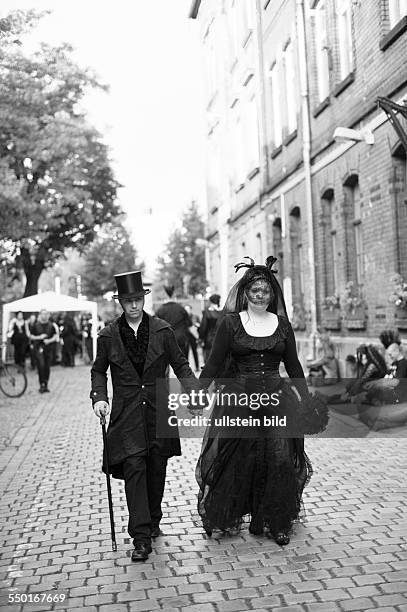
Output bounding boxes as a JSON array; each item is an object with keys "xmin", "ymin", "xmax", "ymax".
[{"xmin": 195, "ymin": 378, "xmax": 313, "ymax": 535}]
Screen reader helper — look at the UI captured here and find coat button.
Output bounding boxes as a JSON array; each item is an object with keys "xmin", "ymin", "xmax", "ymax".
[
  {"xmin": 142, "ymin": 401, "xmax": 146, "ymax": 405},
  {"xmin": 141, "ymin": 385, "xmax": 145, "ymax": 389}
]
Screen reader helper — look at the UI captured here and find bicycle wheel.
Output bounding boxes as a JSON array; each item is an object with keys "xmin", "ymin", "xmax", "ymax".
[{"xmin": 0, "ymin": 364, "xmax": 28, "ymax": 397}]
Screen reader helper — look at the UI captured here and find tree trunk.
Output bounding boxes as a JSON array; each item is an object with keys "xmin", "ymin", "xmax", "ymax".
[
  {"xmin": 21, "ymin": 248, "xmax": 45, "ymax": 297},
  {"xmin": 23, "ymin": 266, "xmax": 43, "ymax": 296}
]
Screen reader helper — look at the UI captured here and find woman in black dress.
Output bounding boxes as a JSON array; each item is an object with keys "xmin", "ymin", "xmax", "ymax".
[
  {"xmin": 196, "ymin": 257, "xmax": 313, "ymax": 546},
  {"xmin": 8, "ymin": 311, "xmax": 28, "ymax": 368}
]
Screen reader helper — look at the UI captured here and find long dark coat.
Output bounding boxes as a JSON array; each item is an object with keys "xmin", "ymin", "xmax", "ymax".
[{"xmin": 90, "ymin": 313, "xmax": 198, "ymax": 479}]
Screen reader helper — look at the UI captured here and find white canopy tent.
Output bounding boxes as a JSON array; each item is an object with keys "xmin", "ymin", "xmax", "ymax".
[{"xmin": 2, "ymin": 291, "xmax": 98, "ymax": 361}]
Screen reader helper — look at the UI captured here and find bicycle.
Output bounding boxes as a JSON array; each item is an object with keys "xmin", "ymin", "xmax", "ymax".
[{"xmin": 0, "ymin": 345, "xmax": 28, "ymax": 397}]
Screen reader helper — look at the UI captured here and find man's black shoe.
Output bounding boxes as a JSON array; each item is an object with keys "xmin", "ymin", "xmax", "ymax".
[
  {"xmin": 39, "ymin": 384, "xmax": 46, "ymax": 393},
  {"xmin": 151, "ymin": 526, "xmax": 163, "ymax": 538},
  {"xmin": 131, "ymin": 542, "xmax": 150, "ymax": 562},
  {"xmin": 43, "ymin": 386, "xmax": 50, "ymax": 393}
]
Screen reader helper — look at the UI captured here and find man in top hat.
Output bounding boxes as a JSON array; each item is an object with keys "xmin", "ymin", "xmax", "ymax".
[{"xmin": 91, "ymin": 271, "xmax": 199, "ymax": 562}]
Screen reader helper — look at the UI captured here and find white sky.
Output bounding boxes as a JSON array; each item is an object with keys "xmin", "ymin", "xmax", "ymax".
[{"xmin": 3, "ymin": 0, "xmax": 207, "ymax": 275}]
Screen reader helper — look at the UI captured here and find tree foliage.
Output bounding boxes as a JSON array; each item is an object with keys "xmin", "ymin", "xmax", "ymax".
[
  {"xmin": 157, "ymin": 202, "xmax": 207, "ymax": 297},
  {"xmin": 0, "ymin": 10, "xmax": 121, "ymax": 296},
  {"xmin": 82, "ymin": 220, "xmax": 143, "ymax": 299}
]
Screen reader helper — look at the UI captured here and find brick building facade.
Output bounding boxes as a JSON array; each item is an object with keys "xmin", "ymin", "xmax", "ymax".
[{"xmin": 190, "ymin": 0, "xmax": 407, "ymax": 364}]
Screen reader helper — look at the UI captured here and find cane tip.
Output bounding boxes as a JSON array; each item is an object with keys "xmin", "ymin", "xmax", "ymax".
[{"xmin": 112, "ymin": 542, "xmax": 117, "ymax": 552}]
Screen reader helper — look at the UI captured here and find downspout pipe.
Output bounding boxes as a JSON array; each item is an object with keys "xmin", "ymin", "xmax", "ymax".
[
  {"xmin": 296, "ymin": 0, "xmax": 318, "ymax": 354},
  {"xmin": 255, "ymin": 0, "xmax": 270, "ymax": 193}
]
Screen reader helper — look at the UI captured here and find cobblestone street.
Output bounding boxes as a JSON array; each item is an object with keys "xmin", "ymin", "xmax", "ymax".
[{"xmin": 0, "ymin": 365, "xmax": 407, "ymax": 612}]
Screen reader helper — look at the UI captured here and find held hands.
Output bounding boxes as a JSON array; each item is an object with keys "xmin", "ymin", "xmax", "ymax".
[
  {"xmin": 93, "ymin": 401, "xmax": 111, "ymax": 418},
  {"xmin": 187, "ymin": 389, "xmax": 209, "ymax": 416},
  {"xmin": 188, "ymin": 405, "xmax": 203, "ymax": 417}
]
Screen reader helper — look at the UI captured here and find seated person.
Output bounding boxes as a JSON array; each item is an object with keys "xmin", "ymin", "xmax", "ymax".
[
  {"xmin": 345, "ymin": 354, "xmax": 358, "ymax": 378},
  {"xmin": 307, "ymin": 332, "xmax": 339, "ymax": 386},
  {"xmin": 328, "ymin": 344, "xmax": 387, "ymax": 404},
  {"xmin": 379, "ymin": 328, "xmax": 402, "ymax": 350},
  {"xmin": 366, "ymin": 342, "xmax": 407, "ymax": 405}
]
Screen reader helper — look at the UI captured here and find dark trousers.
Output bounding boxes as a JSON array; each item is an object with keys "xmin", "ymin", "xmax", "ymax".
[
  {"xmin": 13, "ymin": 340, "xmax": 28, "ymax": 367},
  {"xmin": 187, "ymin": 333, "xmax": 199, "ymax": 370},
  {"xmin": 122, "ymin": 452, "xmax": 167, "ymax": 544},
  {"xmin": 29, "ymin": 345, "xmax": 36, "ymax": 369},
  {"xmin": 35, "ymin": 348, "xmax": 51, "ymax": 386},
  {"xmin": 62, "ymin": 340, "xmax": 75, "ymax": 366}
]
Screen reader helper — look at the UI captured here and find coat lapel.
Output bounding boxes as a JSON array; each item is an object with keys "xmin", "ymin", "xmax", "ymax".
[{"xmin": 142, "ymin": 314, "xmax": 169, "ymax": 375}]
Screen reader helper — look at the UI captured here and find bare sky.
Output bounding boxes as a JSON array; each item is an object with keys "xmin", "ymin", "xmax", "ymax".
[{"xmin": 3, "ymin": 0, "xmax": 206, "ymax": 275}]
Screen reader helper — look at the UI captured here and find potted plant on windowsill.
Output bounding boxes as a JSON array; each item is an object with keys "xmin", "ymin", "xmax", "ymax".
[
  {"xmin": 388, "ymin": 274, "xmax": 407, "ymax": 330},
  {"xmin": 321, "ymin": 295, "xmax": 341, "ymax": 330},
  {"xmin": 342, "ymin": 281, "xmax": 367, "ymax": 330}
]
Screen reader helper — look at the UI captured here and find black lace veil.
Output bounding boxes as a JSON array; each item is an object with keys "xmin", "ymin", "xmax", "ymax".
[{"xmin": 223, "ymin": 256, "xmax": 289, "ymax": 318}]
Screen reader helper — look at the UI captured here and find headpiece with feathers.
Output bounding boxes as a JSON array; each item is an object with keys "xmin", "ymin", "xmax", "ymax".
[{"xmin": 223, "ymin": 255, "xmax": 288, "ymax": 317}]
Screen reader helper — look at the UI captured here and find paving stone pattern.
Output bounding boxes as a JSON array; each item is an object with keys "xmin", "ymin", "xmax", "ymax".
[{"xmin": 0, "ymin": 366, "xmax": 406, "ymax": 611}]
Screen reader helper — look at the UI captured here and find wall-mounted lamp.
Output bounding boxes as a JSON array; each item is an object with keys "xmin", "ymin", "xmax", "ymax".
[{"xmin": 333, "ymin": 126, "xmax": 375, "ymax": 145}]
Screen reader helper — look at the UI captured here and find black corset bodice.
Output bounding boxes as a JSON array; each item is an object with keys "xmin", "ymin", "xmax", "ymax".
[
  {"xmin": 235, "ymin": 352, "xmax": 281, "ymax": 377},
  {"xmin": 200, "ymin": 312, "xmax": 309, "ymax": 399}
]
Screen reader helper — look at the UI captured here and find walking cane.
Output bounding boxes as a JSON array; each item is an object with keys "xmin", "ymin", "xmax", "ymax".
[{"xmin": 100, "ymin": 415, "xmax": 117, "ymax": 552}]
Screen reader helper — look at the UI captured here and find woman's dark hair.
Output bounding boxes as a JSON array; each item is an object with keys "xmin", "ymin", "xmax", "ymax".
[
  {"xmin": 356, "ymin": 344, "xmax": 387, "ymax": 378},
  {"xmin": 209, "ymin": 294, "xmax": 221, "ymax": 306},
  {"xmin": 379, "ymin": 329, "xmax": 401, "ymax": 349}
]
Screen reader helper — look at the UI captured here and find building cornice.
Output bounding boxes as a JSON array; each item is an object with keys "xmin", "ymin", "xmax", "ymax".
[{"xmin": 189, "ymin": 0, "xmax": 201, "ymax": 19}]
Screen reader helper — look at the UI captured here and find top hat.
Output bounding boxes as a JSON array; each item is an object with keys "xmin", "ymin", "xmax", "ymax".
[{"xmin": 113, "ymin": 271, "xmax": 151, "ymax": 300}]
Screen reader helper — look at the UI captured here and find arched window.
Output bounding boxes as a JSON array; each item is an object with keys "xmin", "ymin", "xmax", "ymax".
[
  {"xmin": 289, "ymin": 206, "xmax": 303, "ymax": 302},
  {"xmin": 344, "ymin": 174, "xmax": 364, "ymax": 287},
  {"xmin": 272, "ymin": 217, "xmax": 284, "ymax": 281},
  {"xmin": 321, "ymin": 188, "xmax": 338, "ymax": 296},
  {"xmin": 392, "ymin": 143, "xmax": 407, "ymax": 277}
]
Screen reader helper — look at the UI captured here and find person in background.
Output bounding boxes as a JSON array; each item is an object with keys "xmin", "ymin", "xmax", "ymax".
[
  {"xmin": 184, "ymin": 304, "xmax": 200, "ymax": 371},
  {"xmin": 25, "ymin": 313, "xmax": 37, "ymax": 370},
  {"xmin": 30, "ymin": 309, "xmax": 58, "ymax": 393},
  {"xmin": 379, "ymin": 328, "xmax": 402, "ymax": 350},
  {"xmin": 81, "ymin": 314, "xmax": 94, "ymax": 363},
  {"xmin": 199, "ymin": 294, "xmax": 222, "ymax": 362},
  {"xmin": 369, "ymin": 342, "xmax": 407, "ymax": 404},
  {"xmin": 8, "ymin": 311, "xmax": 28, "ymax": 369},
  {"xmin": 345, "ymin": 354, "xmax": 358, "ymax": 379},
  {"xmin": 48, "ymin": 315, "xmax": 60, "ymax": 366},
  {"xmin": 306, "ymin": 332, "xmax": 339, "ymax": 386},
  {"xmin": 61, "ymin": 314, "xmax": 77, "ymax": 367},
  {"xmin": 327, "ymin": 345, "xmax": 388, "ymax": 405},
  {"xmin": 156, "ymin": 286, "xmax": 191, "ymax": 358}
]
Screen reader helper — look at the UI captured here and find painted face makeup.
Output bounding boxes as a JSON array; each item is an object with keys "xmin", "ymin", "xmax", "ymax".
[{"xmin": 246, "ymin": 279, "xmax": 272, "ymax": 307}]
